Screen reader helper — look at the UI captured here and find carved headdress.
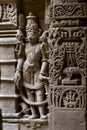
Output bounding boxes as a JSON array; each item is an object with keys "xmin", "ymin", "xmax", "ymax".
[{"xmin": 26, "ymin": 12, "xmax": 39, "ymax": 32}]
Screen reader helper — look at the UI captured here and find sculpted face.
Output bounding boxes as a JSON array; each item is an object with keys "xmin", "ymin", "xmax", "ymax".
[{"xmin": 27, "ymin": 29, "xmax": 39, "ymax": 44}]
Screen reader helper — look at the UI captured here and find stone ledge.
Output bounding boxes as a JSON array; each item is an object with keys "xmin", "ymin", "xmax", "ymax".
[
  {"xmin": 0, "ymin": 37, "xmax": 17, "ymax": 44},
  {"xmin": 0, "ymin": 95, "xmax": 19, "ymax": 98},
  {"xmin": 0, "ymin": 78, "xmax": 14, "ymax": 82},
  {"xmin": 0, "ymin": 59, "xmax": 17, "ymax": 63}
]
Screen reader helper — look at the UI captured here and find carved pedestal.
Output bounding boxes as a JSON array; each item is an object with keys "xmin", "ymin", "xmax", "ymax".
[
  {"xmin": 19, "ymin": 118, "xmax": 48, "ymax": 130},
  {"xmin": 49, "ymin": 85, "xmax": 86, "ymax": 130}
]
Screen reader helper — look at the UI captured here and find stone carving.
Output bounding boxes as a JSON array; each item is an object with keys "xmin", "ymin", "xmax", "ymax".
[
  {"xmin": 0, "ymin": 3, "xmax": 17, "ymax": 26},
  {"xmin": 50, "ymin": 3, "xmax": 87, "ymax": 18},
  {"xmin": 40, "ymin": 19, "xmax": 86, "ymax": 112},
  {"xmin": 15, "ymin": 13, "xmax": 49, "ymax": 119},
  {"xmin": 42, "ymin": 25, "xmax": 86, "ymax": 86},
  {"xmin": 45, "ymin": 1, "xmax": 87, "ymax": 130},
  {"xmin": 0, "ymin": 0, "xmax": 86, "ymax": 130},
  {"xmin": 58, "ymin": 0, "xmax": 79, "ymax": 2},
  {"xmin": 49, "ymin": 19, "xmax": 80, "ymax": 27},
  {"xmin": 50, "ymin": 87, "xmax": 86, "ymax": 108}
]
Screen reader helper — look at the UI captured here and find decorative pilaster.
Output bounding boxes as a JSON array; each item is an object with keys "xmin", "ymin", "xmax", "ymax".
[
  {"xmin": 45, "ymin": 0, "xmax": 87, "ymax": 130},
  {"xmin": 0, "ymin": 1, "xmax": 20, "ymax": 130}
]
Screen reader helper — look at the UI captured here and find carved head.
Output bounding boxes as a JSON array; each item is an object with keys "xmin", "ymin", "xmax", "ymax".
[{"xmin": 26, "ymin": 12, "xmax": 40, "ymax": 44}]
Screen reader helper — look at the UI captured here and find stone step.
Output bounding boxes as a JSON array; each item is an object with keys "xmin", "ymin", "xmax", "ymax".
[
  {"xmin": 0, "ymin": 59, "xmax": 17, "ymax": 63},
  {"xmin": 0, "ymin": 22, "xmax": 17, "ymax": 30}
]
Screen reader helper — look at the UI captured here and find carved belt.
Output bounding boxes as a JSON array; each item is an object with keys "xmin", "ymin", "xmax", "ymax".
[{"xmin": 23, "ymin": 81, "xmax": 44, "ymax": 90}]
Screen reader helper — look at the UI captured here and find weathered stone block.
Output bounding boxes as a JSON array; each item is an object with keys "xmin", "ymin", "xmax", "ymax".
[
  {"xmin": 53, "ymin": 110, "xmax": 86, "ymax": 130},
  {"xmin": 1, "ymin": 64, "xmax": 15, "ymax": 79},
  {"xmin": 0, "ymin": 98, "xmax": 17, "ymax": 113},
  {"xmin": 3, "ymin": 123, "xmax": 19, "ymax": 130},
  {"xmin": 0, "ymin": 45, "xmax": 15, "ymax": 60},
  {"xmin": 19, "ymin": 118, "xmax": 48, "ymax": 130},
  {"xmin": 0, "ymin": 82, "xmax": 15, "ymax": 95}
]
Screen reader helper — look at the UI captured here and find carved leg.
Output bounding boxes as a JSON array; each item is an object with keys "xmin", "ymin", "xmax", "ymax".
[
  {"xmin": 36, "ymin": 88, "xmax": 47, "ymax": 119},
  {"xmin": 26, "ymin": 89, "xmax": 39, "ymax": 119}
]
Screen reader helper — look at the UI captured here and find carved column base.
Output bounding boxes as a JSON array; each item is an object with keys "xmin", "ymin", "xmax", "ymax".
[
  {"xmin": 49, "ymin": 85, "xmax": 86, "ymax": 130},
  {"xmin": 3, "ymin": 118, "xmax": 19, "ymax": 130},
  {"xmin": 3, "ymin": 117, "xmax": 48, "ymax": 130},
  {"xmin": 50, "ymin": 109, "xmax": 86, "ymax": 130},
  {"xmin": 19, "ymin": 118, "xmax": 48, "ymax": 130}
]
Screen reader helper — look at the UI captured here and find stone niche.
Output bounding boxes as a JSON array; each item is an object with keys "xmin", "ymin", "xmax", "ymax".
[{"xmin": 0, "ymin": 0, "xmax": 87, "ymax": 130}]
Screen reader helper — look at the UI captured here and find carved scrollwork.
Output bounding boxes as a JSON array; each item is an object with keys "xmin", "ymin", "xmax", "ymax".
[
  {"xmin": 53, "ymin": 44, "xmax": 65, "ymax": 85},
  {"xmin": 6, "ymin": 3, "xmax": 17, "ymax": 25},
  {"xmin": 50, "ymin": 3, "xmax": 87, "ymax": 18},
  {"xmin": 50, "ymin": 87, "xmax": 86, "ymax": 109},
  {"xmin": 72, "ymin": 28, "xmax": 85, "ymax": 38},
  {"xmin": 60, "ymin": 89, "xmax": 85, "ymax": 108},
  {"xmin": 50, "ymin": 20, "xmax": 80, "ymax": 27},
  {"xmin": 54, "ymin": 0, "xmax": 79, "ymax": 3},
  {"xmin": 0, "ymin": 3, "xmax": 17, "ymax": 26},
  {"xmin": 47, "ymin": 26, "xmax": 86, "ymax": 86}
]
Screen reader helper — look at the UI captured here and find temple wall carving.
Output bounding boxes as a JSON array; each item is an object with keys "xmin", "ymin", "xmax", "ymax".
[{"xmin": 0, "ymin": 0, "xmax": 86, "ymax": 130}]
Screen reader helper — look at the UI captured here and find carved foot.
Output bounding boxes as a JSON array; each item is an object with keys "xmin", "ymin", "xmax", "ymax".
[
  {"xmin": 40, "ymin": 115, "xmax": 47, "ymax": 119},
  {"xmin": 29, "ymin": 115, "xmax": 39, "ymax": 119},
  {"xmin": 23, "ymin": 114, "xmax": 30, "ymax": 118}
]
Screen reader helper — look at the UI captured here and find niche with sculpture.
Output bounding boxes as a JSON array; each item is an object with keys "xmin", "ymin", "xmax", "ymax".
[
  {"xmin": 14, "ymin": 10, "xmax": 86, "ymax": 122},
  {"xmin": 15, "ymin": 12, "xmax": 49, "ymax": 119}
]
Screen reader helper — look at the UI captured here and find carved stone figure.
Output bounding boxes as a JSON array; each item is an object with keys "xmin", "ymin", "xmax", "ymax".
[
  {"xmin": 15, "ymin": 12, "xmax": 49, "ymax": 119},
  {"xmin": 0, "ymin": 0, "xmax": 86, "ymax": 130}
]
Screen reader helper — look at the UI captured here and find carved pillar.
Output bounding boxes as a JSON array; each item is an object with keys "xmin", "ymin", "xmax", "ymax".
[
  {"xmin": 0, "ymin": 0, "xmax": 20, "ymax": 130},
  {"xmin": 45, "ymin": 0, "xmax": 87, "ymax": 130}
]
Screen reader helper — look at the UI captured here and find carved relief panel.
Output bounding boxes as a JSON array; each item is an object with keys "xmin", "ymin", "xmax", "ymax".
[
  {"xmin": 0, "ymin": 0, "xmax": 87, "ymax": 130},
  {"xmin": 44, "ymin": 0, "xmax": 87, "ymax": 130}
]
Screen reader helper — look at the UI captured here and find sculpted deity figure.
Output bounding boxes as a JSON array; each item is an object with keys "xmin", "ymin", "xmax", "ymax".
[{"xmin": 15, "ymin": 12, "xmax": 49, "ymax": 119}]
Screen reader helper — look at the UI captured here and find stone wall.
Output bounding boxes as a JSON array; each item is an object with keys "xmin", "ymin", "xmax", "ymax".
[{"xmin": 0, "ymin": 0, "xmax": 87, "ymax": 130}]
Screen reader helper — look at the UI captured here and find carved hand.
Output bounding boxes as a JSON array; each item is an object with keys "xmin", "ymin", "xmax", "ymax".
[
  {"xmin": 14, "ymin": 71, "xmax": 22, "ymax": 88},
  {"xmin": 39, "ymin": 73, "xmax": 49, "ymax": 82}
]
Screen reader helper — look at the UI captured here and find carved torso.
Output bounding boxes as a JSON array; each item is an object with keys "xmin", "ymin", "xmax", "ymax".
[
  {"xmin": 23, "ymin": 43, "xmax": 42, "ymax": 85},
  {"xmin": 23, "ymin": 43, "xmax": 42, "ymax": 72}
]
